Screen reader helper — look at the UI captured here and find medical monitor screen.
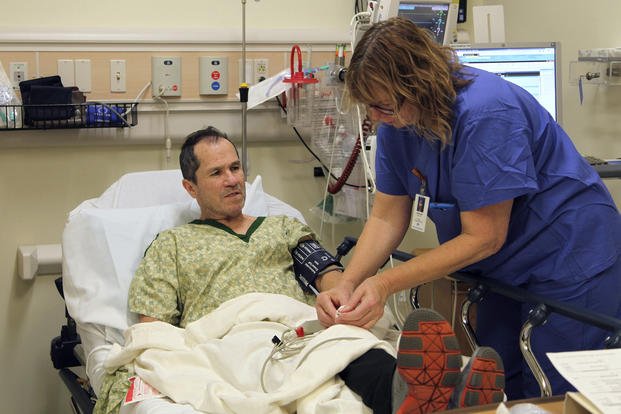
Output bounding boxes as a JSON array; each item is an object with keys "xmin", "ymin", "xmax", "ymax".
[
  {"xmin": 455, "ymin": 43, "xmax": 560, "ymax": 122},
  {"xmin": 397, "ymin": 3, "xmax": 450, "ymax": 44}
]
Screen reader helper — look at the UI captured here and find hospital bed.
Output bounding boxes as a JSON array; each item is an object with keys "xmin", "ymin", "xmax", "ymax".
[
  {"xmin": 51, "ymin": 169, "xmax": 313, "ymax": 414},
  {"xmin": 51, "ymin": 169, "xmax": 621, "ymax": 413}
]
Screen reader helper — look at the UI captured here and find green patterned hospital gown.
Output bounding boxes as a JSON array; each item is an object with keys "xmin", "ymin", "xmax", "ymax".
[{"xmin": 95, "ymin": 215, "xmax": 317, "ymax": 414}]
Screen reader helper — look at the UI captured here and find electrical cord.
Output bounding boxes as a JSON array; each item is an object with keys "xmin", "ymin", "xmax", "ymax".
[
  {"xmin": 275, "ymin": 94, "xmax": 365, "ymax": 190},
  {"xmin": 153, "ymin": 85, "xmax": 171, "ymax": 167},
  {"xmin": 82, "ymin": 102, "xmax": 132, "ymax": 127},
  {"xmin": 326, "ymin": 136, "xmax": 360, "ymax": 193},
  {"xmin": 260, "ymin": 323, "xmax": 315, "ymax": 392},
  {"xmin": 350, "ymin": 11, "xmax": 371, "ymax": 51},
  {"xmin": 83, "ymin": 81, "xmax": 152, "ymax": 128},
  {"xmin": 260, "ymin": 324, "xmax": 361, "ymax": 393},
  {"xmin": 350, "ymin": 11, "xmax": 371, "ymax": 27},
  {"xmin": 355, "ymin": 105, "xmax": 376, "ymax": 196},
  {"xmin": 124, "ymin": 81, "xmax": 151, "ymax": 115},
  {"xmin": 354, "ymin": 0, "xmax": 366, "ymax": 14},
  {"xmin": 118, "ymin": 81, "xmax": 151, "ymax": 117}
]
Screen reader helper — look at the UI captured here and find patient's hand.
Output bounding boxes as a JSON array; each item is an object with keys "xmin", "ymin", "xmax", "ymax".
[
  {"xmin": 315, "ymin": 279, "xmax": 356, "ymax": 327},
  {"xmin": 334, "ymin": 275, "xmax": 389, "ymax": 329}
]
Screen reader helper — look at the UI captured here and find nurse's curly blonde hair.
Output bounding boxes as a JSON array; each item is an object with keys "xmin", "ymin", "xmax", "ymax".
[{"xmin": 346, "ymin": 17, "xmax": 472, "ymax": 145}]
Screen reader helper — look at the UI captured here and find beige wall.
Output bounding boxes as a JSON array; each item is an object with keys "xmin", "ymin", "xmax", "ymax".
[
  {"xmin": 1, "ymin": 0, "xmax": 353, "ymax": 31},
  {"xmin": 481, "ymin": 0, "xmax": 621, "ymax": 158},
  {"xmin": 1, "ymin": 1, "xmax": 620, "ymax": 413},
  {"xmin": 0, "ymin": 145, "xmax": 171, "ymax": 413},
  {"xmin": 479, "ymin": 0, "xmax": 621, "ymax": 205}
]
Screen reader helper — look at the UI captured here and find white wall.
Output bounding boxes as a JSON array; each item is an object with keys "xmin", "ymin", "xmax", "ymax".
[{"xmin": 1, "ymin": 1, "xmax": 620, "ymax": 413}]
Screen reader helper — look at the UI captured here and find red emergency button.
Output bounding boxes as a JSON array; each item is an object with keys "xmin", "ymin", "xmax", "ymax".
[
  {"xmin": 172, "ymin": 85, "xmax": 178, "ymax": 91},
  {"xmin": 212, "ymin": 71, "xmax": 221, "ymax": 80}
]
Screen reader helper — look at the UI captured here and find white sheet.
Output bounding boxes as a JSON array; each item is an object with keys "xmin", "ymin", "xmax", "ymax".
[{"xmin": 106, "ymin": 293, "xmax": 397, "ymax": 414}]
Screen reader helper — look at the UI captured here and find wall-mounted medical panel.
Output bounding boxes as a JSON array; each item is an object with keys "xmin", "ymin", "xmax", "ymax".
[
  {"xmin": 151, "ymin": 56, "xmax": 182, "ymax": 97},
  {"xmin": 199, "ymin": 56, "xmax": 228, "ymax": 95}
]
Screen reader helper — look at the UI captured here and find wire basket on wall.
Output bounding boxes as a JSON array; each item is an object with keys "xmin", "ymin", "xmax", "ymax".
[{"xmin": 0, "ymin": 102, "xmax": 138, "ymax": 131}]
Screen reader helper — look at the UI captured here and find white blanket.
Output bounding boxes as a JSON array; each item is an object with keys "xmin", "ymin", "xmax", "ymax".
[{"xmin": 105, "ymin": 293, "xmax": 398, "ymax": 414}]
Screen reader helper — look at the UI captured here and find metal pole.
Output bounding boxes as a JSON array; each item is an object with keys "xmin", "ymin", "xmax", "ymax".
[
  {"xmin": 240, "ymin": 0, "xmax": 248, "ymax": 175},
  {"xmin": 241, "ymin": 0, "xmax": 246, "ymax": 84}
]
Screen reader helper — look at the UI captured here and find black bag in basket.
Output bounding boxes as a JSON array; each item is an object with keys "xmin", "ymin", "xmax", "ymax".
[{"xmin": 19, "ymin": 76, "xmax": 75, "ymax": 125}]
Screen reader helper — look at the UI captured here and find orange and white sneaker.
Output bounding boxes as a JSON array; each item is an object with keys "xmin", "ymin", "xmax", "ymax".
[
  {"xmin": 395, "ymin": 308, "xmax": 463, "ymax": 414},
  {"xmin": 449, "ymin": 346, "xmax": 505, "ymax": 408}
]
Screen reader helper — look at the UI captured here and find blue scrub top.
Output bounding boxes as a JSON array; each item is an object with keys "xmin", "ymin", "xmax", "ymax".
[{"xmin": 376, "ymin": 67, "xmax": 621, "ymax": 285}]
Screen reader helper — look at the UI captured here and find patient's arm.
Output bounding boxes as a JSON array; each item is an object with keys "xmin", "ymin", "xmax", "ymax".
[{"xmin": 316, "ymin": 269, "xmax": 343, "ymax": 292}]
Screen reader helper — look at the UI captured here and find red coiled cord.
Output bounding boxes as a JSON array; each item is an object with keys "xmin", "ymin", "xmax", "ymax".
[{"xmin": 327, "ymin": 118, "xmax": 372, "ymax": 194}]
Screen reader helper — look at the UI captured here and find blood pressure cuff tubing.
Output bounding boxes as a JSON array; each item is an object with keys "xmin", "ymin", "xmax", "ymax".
[{"xmin": 292, "ymin": 240, "xmax": 343, "ymax": 293}]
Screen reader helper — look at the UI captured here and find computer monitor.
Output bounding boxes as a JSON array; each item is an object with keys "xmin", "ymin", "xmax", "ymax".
[
  {"xmin": 454, "ymin": 42, "xmax": 562, "ymax": 123},
  {"xmin": 379, "ymin": 0, "xmax": 459, "ymax": 45}
]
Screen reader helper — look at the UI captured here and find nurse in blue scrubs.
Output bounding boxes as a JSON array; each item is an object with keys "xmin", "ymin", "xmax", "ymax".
[{"xmin": 315, "ymin": 17, "xmax": 621, "ymax": 399}]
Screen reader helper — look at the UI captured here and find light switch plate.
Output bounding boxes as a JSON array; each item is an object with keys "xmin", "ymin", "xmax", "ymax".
[{"xmin": 110, "ymin": 60, "xmax": 126, "ymax": 93}]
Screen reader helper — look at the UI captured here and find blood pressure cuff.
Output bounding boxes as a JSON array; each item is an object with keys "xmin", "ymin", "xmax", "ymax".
[{"xmin": 292, "ymin": 240, "xmax": 343, "ymax": 293}]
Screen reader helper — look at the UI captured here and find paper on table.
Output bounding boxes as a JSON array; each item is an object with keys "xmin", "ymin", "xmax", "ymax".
[{"xmin": 547, "ymin": 348, "xmax": 621, "ymax": 414}]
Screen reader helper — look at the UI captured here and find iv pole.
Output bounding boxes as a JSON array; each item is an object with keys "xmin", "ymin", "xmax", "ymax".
[{"xmin": 239, "ymin": 0, "xmax": 249, "ymax": 174}]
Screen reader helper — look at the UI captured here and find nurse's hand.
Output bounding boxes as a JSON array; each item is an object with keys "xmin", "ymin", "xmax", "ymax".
[
  {"xmin": 315, "ymin": 279, "xmax": 356, "ymax": 327},
  {"xmin": 335, "ymin": 275, "xmax": 390, "ymax": 329}
]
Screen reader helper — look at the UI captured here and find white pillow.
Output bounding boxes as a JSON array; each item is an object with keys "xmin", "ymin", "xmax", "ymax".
[
  {"xmin": 61, "ymin": 175, "xmax": 279, "ymax": 332},
  {"xmin": 62, "ymin": 201, "xmax": 200, "ymax": 331},
  {"xmin": 242, "ymin": 175, "xmax": 269, "ymax": 217}
]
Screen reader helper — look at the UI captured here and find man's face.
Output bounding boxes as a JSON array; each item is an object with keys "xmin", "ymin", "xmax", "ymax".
[{"xmin": 183, "ymin": 139, "xmax": 246, "ymax": 220}]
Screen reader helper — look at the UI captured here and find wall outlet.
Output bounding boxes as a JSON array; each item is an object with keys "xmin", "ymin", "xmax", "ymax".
[
  {"xmin": 151, "ymin": 56, "xmax": 182, "ymax": 97},
  {"xmin": 199, "ymin": 56, "xmax": 228, "ymax": 95},
  {"xmin": 9, "ymin": 62, "xmax": 28, "ymax": 88},
  {"xmin": 254, "ymin": 58, "xmax": 269, "ymax": 84},
  {"xmin": 110, "ymin": 59, "xmax": 126, "ymax": 93}
]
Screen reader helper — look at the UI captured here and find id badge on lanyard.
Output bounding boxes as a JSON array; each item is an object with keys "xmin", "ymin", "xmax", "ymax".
[{"xmin": 410, "ymin": 168, "xmax": 430, "ymax": 232}]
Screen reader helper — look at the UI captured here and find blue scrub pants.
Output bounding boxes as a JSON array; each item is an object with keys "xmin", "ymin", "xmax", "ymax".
[{"xmin": 475, "ymin": 257, "xmax": 621, "ymax": 400}]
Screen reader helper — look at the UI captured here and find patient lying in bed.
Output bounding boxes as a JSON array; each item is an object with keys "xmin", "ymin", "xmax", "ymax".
[{"xmin": 94, "ymin": 127, "xmax": 402, "ymax": 414}]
